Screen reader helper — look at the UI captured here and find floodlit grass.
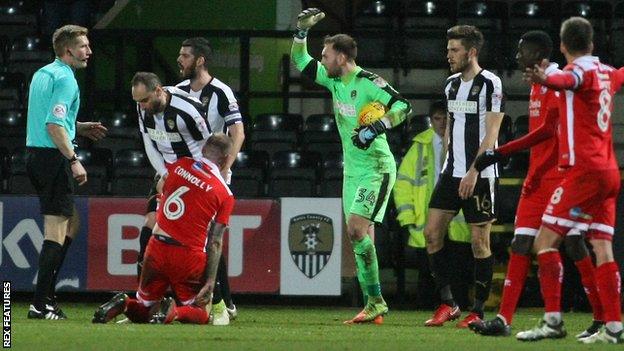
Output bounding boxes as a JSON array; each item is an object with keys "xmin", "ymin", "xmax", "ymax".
[{"xmin": 9, "ymin": 303, "xmax": 610, "ymax": 350}]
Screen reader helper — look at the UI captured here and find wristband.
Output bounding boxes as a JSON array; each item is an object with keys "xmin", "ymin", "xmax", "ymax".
[
  {"xmin": 69, "ymin": 154, "xmax": 79, "ymax": 164},
  {"xmin": 294, "ymin": 28, "xmax": 308, "ymax": 39}
]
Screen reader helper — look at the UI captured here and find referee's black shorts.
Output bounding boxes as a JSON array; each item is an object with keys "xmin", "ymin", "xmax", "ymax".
[
  {"xmin": 26, "ymin": 147, "xmax": 75, "ymax": 217},
  {"xmin": 428, "ymin": 172, "xmax": 498, "ymax": 224}
]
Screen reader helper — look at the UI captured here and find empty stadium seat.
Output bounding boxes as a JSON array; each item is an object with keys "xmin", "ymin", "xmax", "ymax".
[
  {"xmin": 111, "ymin": 149, "xmax": 154, "ymax": 196},
  {"xmin": 268, "ymin": 151, "xmax": 320, "ymax": 197},
  {"xmin": 562, "ymin": 1, "xmax": 612, "ymax": 61},
  {"xmin": 402, "ymin": 1, "xmax": 452, "ymax": 67},
  {"xmin": 7, "ymin": 147, "xmax": 34, "ymax": 194},
  {"xmin": 353, "ymin": 1, "xmax": 397, "ymax": 66},
  {"xmin": 250, "ymin": 113, "xmax": 302, "ymax": 158},
  {"xmin": 319, "ymin": 152, "xmax": 343, "ymax": 197},
  {"xmin": 0, "ymin": 108, "xmax": 25, "ymax": 149},
  {"xmin": 74, "ymin": 147, "xmax": 112, "ymax": 195},
  {"xmin": 403, "ymin": 114, "xmax": 431, "ymax": 144},
  {"xmin": 230, "ymin": 150, "xmax": 269, "ymax": 198},
  {"xmin": 93, "ymin": 110, "xmax": 141, "ymax": 153},
  {"xmin": 8, "ymin": 35, "xmax": 52, "ymax": 77},
  {"xmin": 302, "ymin": 114, "xmax": 339, "ymax": 143},
  {"xmin": 457, "ymin": 1, "xmax": 508, "ymax": 67},
  {"xmin": 0, "ymin": 146, "xmax": 8, "ymax": 192},
  {"xmin": 496, "ymin": 182, "xmax": 522, "ymax": 224},
  {"xmin": 0, "ymin": 72, "xmax": 25, "ymax": 108},
  {"xmin": 0, "ymin": 1, "xmax": 38, "ymax": 39},
  {"xmin": 507, "ymin": 1, "xmax": 558, "ymax": 68},
  {"xmin": 612, "ymin": 1, "xmax": 624, "ymax": 66}
]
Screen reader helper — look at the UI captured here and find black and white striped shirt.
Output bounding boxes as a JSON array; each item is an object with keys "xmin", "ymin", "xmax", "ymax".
[
  {"xmin": 175, "ymin": 77, "xmax": 242, "ymax": 134},
  {"xmin": 443, "ymin": 69, "xmax": 504, "ymax": 178},
  {"xmin": 137, "ymin": 91, "xmax": 211, "ymax": 176}
]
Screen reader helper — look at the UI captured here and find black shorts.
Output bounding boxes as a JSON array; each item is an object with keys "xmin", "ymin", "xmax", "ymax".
[
  {"xmin": 146, "ymin": 174, "xmax": 161, "ymax": 214},
  {"xmin": 26, "ymin": 147, "xmax": 74, "ymax": 217},
  {"xmin": 428, "ymin": 172, "xmax": 498, "ymax": 224}
]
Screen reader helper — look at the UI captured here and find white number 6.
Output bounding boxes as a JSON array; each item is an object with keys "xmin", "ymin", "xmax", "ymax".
[{"xmin": 163, "ymin": 186, "xmax": 190, "ymax": 220}]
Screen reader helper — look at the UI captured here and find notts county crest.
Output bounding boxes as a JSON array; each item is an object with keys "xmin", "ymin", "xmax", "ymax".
[{"xmin": 288, "ymin": 214, "xmax": 334, "ymax": 279}]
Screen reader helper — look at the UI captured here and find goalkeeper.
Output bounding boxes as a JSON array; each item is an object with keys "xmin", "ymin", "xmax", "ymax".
[{"xmin": 292, "ymin": 8, "xmax": 412, "ymax": 324}]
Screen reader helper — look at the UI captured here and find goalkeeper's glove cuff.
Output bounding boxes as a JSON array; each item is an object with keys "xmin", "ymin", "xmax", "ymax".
[
  {"xmin": 371, "ymin": 120, "xmax": 387, "ymax": 136},
  {"xmin": 294, "ymin": 28, "xmax": 308, "ymax": 40}
]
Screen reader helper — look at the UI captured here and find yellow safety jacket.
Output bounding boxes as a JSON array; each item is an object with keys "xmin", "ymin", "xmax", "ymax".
[{"xmin": 393, "ymin": 128, "xmax": 471, "ymax": 248}]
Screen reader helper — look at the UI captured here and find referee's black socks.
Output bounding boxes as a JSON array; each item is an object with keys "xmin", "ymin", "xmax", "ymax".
[
  {"xmin": 48, "ymin": 236, "xmax": 73, "ymax": 301},
  {"xmin": 34, "ymin": 240, "xmax": 62, "ymax": 309}
]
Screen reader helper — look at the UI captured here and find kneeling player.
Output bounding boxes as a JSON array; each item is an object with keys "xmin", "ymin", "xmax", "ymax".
[{"xmin": 92, "ymin": 134, "xmax": 234, "ymax": 325}]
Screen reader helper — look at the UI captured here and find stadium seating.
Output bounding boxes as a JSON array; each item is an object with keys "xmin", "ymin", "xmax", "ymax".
[
  {"xmin": 0, "ymin": 108, "xmax": 26, "ymax": 150},
  {"xmin": 111, "ymin": 149, "xmax": 154, "ymax": 196},
  {"xmin": 402, "ymin": 114, "xmax": 431, "ymax": 145},
  {"xmin": 74, "ymin": 147, "xmax": 112, "ymax": 195},
  {"xmin": 230, "ymin": 150, "xmax": 269, "ymax": 198},
  {"xmin": 496, "ymin": 181, "xmax": 522, "ymax": 224},
  {"xmin": 7, "ymin": 147, "xmax": 35, "ymax": 194},
  {"xmin": 457, "ymin": 0, "xmax": 507, "ymax": 68},
  {"xmin": 319, "ymin": 152, "xmax": 343, "ymax": 197},
  {"xmin": 268, "ymin": 150, "xmax": 320, "ymax": 197},
  {"xmin": 0, "ymin": 146, "xmax": 8, "ymax": 192},
  {"xmin": 93, "ymin": 110, "xmax": 141, "ymax": 153},
  {"xmin": 0, "ymin": 0, "xmax": 38, "ymax": 39},
  {"xmin": 613, "ymin": 1, "xmax": 624, "ymax": 66},
  {"xmin": 8, "ymin": 35, "xmax": 52, "ymax": 78},
  {"xmin": 403, "ymin": 1, "xmax": 452, "ymax": 68},
  {"xmin": 250, "ymin": 113, "xmax": 302, "ymax": 158},
  {"xmin": 562, "ymin": 1, "xmax": 612, "ymax": 61},
  {"xmin": 0, "ymin": 72, "xmax": 24, "ymax": 109},
  {"xmin": 507, "ymin": 1, "xmax": 558, "ymax": 68},
  {"xmin": 301, "ymin": 113, "xmax": 341, "ymax": 156},
  {"xmin": 353, "ymin": 1, "xmax": 397, "ymax": 67}
]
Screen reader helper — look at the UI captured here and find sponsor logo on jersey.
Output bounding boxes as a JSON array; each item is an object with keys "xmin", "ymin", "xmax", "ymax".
[
  {"xmin": 373, "ymin": 76, "xmax": 387, "ymax": 88},
  {"xmin": 470, "ymin": 85, "xmax": 481, "ymax": 96},
  {"xmin": 447, "ymin": 100, "xmax": 478, "ymax": 114},
  {"xmin": 147, "ymin": 128, "xmax": 183, "ymax": 142},
  {"xmin": 288, "ymin": 214, "xmax": 334, "ymax": 279},
  {"xmin": 351, "ymin": 90, "xmax": 357, "ymax": 99},
  {"xmin": 52, "ymin": 104, "xmax": 67, "ymax": 119},
  {"xmin": 334, "ymin": 101, "xmax": 356, "ymax": 117}
]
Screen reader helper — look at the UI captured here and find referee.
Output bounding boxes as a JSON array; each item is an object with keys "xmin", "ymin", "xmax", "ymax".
[{"xmin": 26, "ymin": 25, "xmax": 107, "ymax": 320}]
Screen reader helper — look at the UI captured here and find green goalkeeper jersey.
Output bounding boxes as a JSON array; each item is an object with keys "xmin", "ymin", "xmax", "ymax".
[{"xmin": 291, "ymin": 38, "xmax": 412, "ymax": 177}]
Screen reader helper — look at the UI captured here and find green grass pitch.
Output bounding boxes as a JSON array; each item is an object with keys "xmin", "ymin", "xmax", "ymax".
[{"xmin": 9, "ymin": 303, "xmax": 611, "ymax": 350}]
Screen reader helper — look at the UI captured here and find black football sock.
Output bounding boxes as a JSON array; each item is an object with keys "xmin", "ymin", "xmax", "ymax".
[
  {"xmin": 33, "ymin": 240, "xmax": 62, "ymax": 310},
  {"xmin": 48, "ymin": 236, "xmax": 72, "ymax": 301},
  {"xmin": 429, "ymin": 247, "xmax": 455, "ymax": 307},
  {"xmin": 473, "ymin": 255, "xmax": 494, "ymax": 315}
]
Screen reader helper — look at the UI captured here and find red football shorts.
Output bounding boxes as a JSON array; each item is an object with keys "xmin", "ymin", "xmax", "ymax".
[
  {"xmin": 541, "ymin": 168, "xmax": 620, "ymax": 241},
  {"xmin": 514, "ymin": 177, "xmax": 562, "ymax": 237},
  {"xmin": 137, "ymin": 237, "xmax": 207, "ymax": 305}
]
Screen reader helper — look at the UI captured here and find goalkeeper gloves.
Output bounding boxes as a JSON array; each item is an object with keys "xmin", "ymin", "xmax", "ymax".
[
  {"xmin": 473, "ymin": 149, "xmax": 506, "ymax": 172},
  {"xmin": 352, "ymin": 120, "xmax": 387, "ymax": 150},
  {"xmin": 295, "ymin": 8, "xmax": 325, "ymax": 39}
]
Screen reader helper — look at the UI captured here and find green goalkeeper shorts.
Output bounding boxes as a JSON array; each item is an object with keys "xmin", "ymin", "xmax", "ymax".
[{"xmin": 343, "ymin": 171, "xmax": 396, "ymax": 224}]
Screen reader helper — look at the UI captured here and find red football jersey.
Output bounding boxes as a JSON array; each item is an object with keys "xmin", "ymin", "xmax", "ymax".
[
  {"xmin": 156, "ymin": 157, "xmax": 234, "ymax": 250},
  {"xmin": 546, "ymin": 56, "xmax": 624, "ymax": 169},
  {"xmin": 496, "ymin": 64, "xmax": 562, "ymax": 181},
  {"xmin": 526, "ymin": 64, "xmax": 561, "ymax": 180}
]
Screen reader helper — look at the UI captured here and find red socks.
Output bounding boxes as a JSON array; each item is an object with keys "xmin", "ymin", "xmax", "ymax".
[
  {"xmin": 124, "ymin": 298, "xmax": 151, "ymax": 323},
  {"xmin": 537, "ymin": 251, "xmax": 563, "ymax": 313},
  {"xmin": 574, "ymin": 256, "xmax": 603, "ymax": 321},
  {"xmin": 595, "ymin": 261, "xmax": 622, "ymax": 324},
  {"xmin": 498, "ymin": 253, "xmax": 531, "ymax": 325},
  {"xmin": 176, "ymin": 305, "xmax": 209, "ymax": 324}
]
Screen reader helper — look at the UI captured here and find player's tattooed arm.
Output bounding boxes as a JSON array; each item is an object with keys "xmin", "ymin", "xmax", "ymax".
[{"xmin": 196, "ymin": 222, "xmax": 227, "ymax": 308}]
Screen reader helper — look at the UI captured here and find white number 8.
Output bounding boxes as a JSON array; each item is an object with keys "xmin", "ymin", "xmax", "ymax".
[
  {"xmin": 550, "ymin": 186, "xmax": 564, "ymax": 205},
  {"xmin": 163, "ymin": 186, "xmax": 190, "ymax": 220},
  {"xmin": 597, "ymin": 89, "xmax": 611, "ymax": 132}
]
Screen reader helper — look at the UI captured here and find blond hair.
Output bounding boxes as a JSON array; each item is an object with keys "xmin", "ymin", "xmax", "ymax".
[{"xmin": 52, "ymin": 25, "xmax": 88, "ymax": 57}]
